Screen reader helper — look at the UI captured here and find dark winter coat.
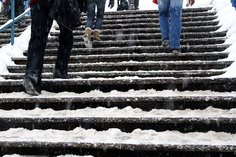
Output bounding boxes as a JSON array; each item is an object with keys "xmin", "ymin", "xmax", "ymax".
[
  {"xmin": 29, "ymin": 0, "xmax": 87, "ymax": 30},
  {"xmin": 77, "ymin": 0, "xmax": 87, "ymax": 13},
  {"xmin": 49, "ymin": 0, "xmax": 82, "ymax": 31},
  {"xmin": 29, "ymin": 0, "xmax": 87, "ymax": 12}
]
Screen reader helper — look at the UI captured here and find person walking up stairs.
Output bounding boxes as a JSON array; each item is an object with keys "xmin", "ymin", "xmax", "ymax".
[
  {"xmin": 1, "ymin": 5, "xmax": 236, "ymax": 157},
  {"xmin": 83, "ymin": 0, "xmax": 115, "ymax": 48},
  {"xmin": 158, "ymin": 0, "xmax": 195, "ymax": 53}
]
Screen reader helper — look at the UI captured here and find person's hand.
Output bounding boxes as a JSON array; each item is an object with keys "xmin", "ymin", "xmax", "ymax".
[
  {"xmin": 108, "ymin": 0, "xmax": 114, "ymax": 9},
  {"xmin": 188, "ymin": 0, "xmax": 195, "ymax": 6}
]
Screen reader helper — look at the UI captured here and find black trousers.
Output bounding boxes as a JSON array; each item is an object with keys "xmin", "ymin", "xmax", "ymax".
[{"xmin": 25, "ymin": 0, "xmax": 73, "ymax": 84}]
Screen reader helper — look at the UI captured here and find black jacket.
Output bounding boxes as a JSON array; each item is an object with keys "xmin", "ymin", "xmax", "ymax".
[
  {"xmin": 30, "ymin": 0, "xmax": 87, "ymax": 30},
  {"xmin": 77, "ymin": 0, "xmax": 87, "ymax": 13},
  {"xmin": 49, "ymin": 0, "xmax": 86, "ymax": 31}
]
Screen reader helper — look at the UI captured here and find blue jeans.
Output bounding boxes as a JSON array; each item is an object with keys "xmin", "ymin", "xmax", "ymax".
[
  {"xmin": 157, "ymin": 0, "xmax": 183, "ymax": 49},
  {"xmin": 232, "ymin": 0, "xmax": 236, "ymax": 8},
  {"xmin": 86, "ymin": 0, "xmax": 106, "ymax": 30}
]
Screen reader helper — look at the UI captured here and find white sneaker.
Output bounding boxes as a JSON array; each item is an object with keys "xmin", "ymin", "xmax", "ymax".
[{"xmin": 83, "ymin": 34, "xmax": 92, "ymax": 48}]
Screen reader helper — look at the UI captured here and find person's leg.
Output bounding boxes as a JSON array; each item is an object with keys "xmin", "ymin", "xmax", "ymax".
[
  {"xmin": 3, "ymin": 1, "xmax": 11, "ymax": 19},
  {"xmin": 86, "ymin": 0, "xmax": 96, "ymax": 29},
  {"xmin": 24, "ymin": 1, "xmax": 53, "ymax": 95},
  {"xmin": 134, "ymin": 0, "xmax": 139, "ymax": 10},
  {"xmin": 53, "ymin": 25, "xmax": 73, "ymax": 78},
  {"xmin": 169, "ymin": 0, "xmax": 183, "ymax": 50},
  {"xmin": 15, "ymin": 0, "xmax": 24, "ymax": 16},
  {"xmin": 15, "ymin": 0, "xmax": 26, "ymax": 27},
  {"xmin": 93, "ymin": 0, "xmax": 106, "ymax": 41},
  {"xmin": 233, "ymin": 0, "xmax": 236, "ymax": 8},
  {"xmin": 84, "ymin": 0, "xmax": 95, "ymax": 48},
  {"xmin": 94, "ymin": 0, "xmax": 106, "ymax": 30},
  {"xmin": 157, "ymin": 0, "xmax": 170, "ymax": 41}
]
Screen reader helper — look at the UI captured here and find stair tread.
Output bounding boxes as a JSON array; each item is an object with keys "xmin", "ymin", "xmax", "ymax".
[
  {"xmin": 0, "ymin": 7, "xmax": 235, "ymax": 155},
  {"xmin": 41, "ymin": 44, "xmax": 229, "ymax": 54},
  {"xmin": 0, "ymin": 128, "xmax": 235, "ymax": 152},
  {"xmin": 0, "ymin": 107, "xmax": 236, "ymax": 125},
  {"xmin": 1, "ymin": 77, "xmax": 236, "ymax": 85}
]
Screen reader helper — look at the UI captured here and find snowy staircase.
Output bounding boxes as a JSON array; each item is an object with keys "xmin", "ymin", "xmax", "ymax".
[
  {"xmin": 0, "ymin": 7, "xmax": 236, "ymax": 156},
  {"xmin": 0, "ymin": 15, "xmax": 31, "ymax": 47}
]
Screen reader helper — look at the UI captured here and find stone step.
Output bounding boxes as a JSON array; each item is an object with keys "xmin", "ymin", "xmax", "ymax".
[
  {"xmin": 0, "ymin": 90, "xmax": 235, "ymax": 110},
  {"xmin": 39, "ymin": 45, "xmax": 229, "ymax": 56},
  {"xmin": 0, "ymin": 38, "xmax": 11, "ymax": 44},
  {"xmin": 0, "ymin": 128, "xmax": 235, "ymax": 156},
  {"xmin": 88, "ymin": 8, "xmax": 215, "ymax": 16},
  {"xmin": 1, "ymin": 78, "xmax": 236, "ymax": 93},
  {"xmin": 80, "ymin": 14, "xmax": 217, "ymax": 21},
  {"xmin": 1, "ymin": 7, "xmax": 234, "ymax": 156},
  {"xmin": 0, "ymin": 18, "xmax": 31, "ymax": 25},
  {"xmin": 0, "ymin": 23, "xmax": 30, "ymax": 31},
  {"xmin": 50, "ymin": 32, "xmax": 227, "ymax": 41},
  {"xmin": 0, "ymin": 107, "xmax": 235, "ymax": 133},
  {"xmin": 102, "ymin": 7, "xmax": 214, "ymax": 14},
  {"xmin": 0, "ymin": 18, "xmax": 30, "ymax": 47},
  {"xmin": 13, "ymin": 52, "xmax": 229, "ymax": 65},
  {"xmin": 0, "ymin": 32, "xmax": 22, "ymax": 38},
  {"xmin": 7, "ymin": 61, "xmax": 233, "ymax": 74},
  {"xmin": 0, "ymin": 23, "xmax": 30, "ymax": 30},
  {"xmin": 65, "ymin": 26, "xmax": 221, "ymax": 35},
  {"xmin": 0, "ymin": 15, "xmax": 31, "ymax": 20},
  {"xmin": 2, "ymin": 70, "xmax": 226, "ymax": 80},
  {"xmin": 0, "ymin": 26, "xmax": 28, "ymax": 35},
  {"xmin": 44, "ymin": 38, "xmax": 226, "ymax": 49},
  {"xmin": 79, "ymin": 19, "xmax": 219, "ymax": 27},
  {"xmin": 76, "ymin": 19, "xmax": 219, "ymax": 31}
]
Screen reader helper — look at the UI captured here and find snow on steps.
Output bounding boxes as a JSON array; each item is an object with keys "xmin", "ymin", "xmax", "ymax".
[
  {"xmin": 44, "ymin": 38, "xmax": 226, "ymax": 48},
  {"xmin": 42, "ymin": 44, "xmax": 230, "ymax": 55},
  {"xmin": 12, "ymin": 52, "xmax": 230, "ymax": 64},
  {"xmin": 1, "ymin": 77, "xmax": 236, "ymax": 93},
  {"xmin": 0, "ymin": 7, "xmax": 235, "ymax": 156},
  {"xmin": 49, "ymin": 32, "xmax": 228, "ymax": 41},
  {"xmin": 0, "ymin": 127, "xmax": 235, "ymax": 152},
  {"xmin": 0, "ymin": 89, "xmax": 236, "ymax": 110},
  {"xmin": 0, "ymin": 106, "xmax": 235, "ymax": 133},
  {"xmin": 0, "ymin": 16, "xmax": 30, "ymax": 47},
  {"xmin": 6, "ymin": 61, "xmax": 234, "ymax": 73},
  {"xmin": 2, "ymin": 70, "xmax": 227, "ymax": 79}
]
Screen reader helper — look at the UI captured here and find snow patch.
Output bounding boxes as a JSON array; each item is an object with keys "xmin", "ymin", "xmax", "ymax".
[
  {"xmin": 0, "ymin": 128, "xmax": 235, "ymax": 146},
  {"xmin": 0, "ymin": 106, "xmax": 236, "ymax": 119},
  {"xmin": 1, "ymin": 89, "xmax": 236, "ymax": 98}
]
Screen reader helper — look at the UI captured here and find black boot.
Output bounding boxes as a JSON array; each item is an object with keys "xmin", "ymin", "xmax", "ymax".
[
  {"xmin": 53, "ymin": 68, "xmax": 69, "ymax": 79},
  {"xmin": 23, "ymin": 75, "xmax": 41, "ymax": 96}
]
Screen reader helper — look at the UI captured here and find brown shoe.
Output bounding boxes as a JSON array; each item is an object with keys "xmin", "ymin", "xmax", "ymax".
[
  {"xmin": 93, "ymin": 29, "xmax": 102, "ymax": 41},
  {"xmin": 83, "ymin": 27, "xmax": 92, "ymax": 48}
]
